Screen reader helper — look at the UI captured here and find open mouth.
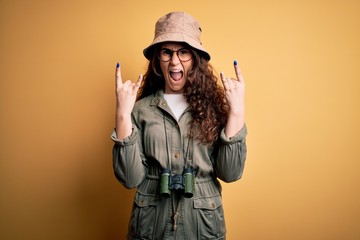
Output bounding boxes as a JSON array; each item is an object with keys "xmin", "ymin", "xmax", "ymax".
[{"xmin": 170, "ymin": 70, "xmax": 183, "ymax": 81}]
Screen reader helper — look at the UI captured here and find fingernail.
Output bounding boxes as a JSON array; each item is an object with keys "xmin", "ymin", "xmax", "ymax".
[
  {"xmin": 233, "ymin": 60, "xmax": 237, "ymax": 66},
  {"xmin": 116, "ymin": 63, "xmax": 120, "ymax": 68}
]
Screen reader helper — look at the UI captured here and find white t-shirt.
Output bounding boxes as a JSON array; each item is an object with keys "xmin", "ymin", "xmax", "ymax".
[{"xmin": 163, "ymin": 94, "xmax": 189, "ymax": 121}]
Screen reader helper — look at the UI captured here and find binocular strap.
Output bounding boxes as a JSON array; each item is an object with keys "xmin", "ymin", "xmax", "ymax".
[{"xmin": 171, "ymin": 190, "xmax": 183, "ymax": 231}]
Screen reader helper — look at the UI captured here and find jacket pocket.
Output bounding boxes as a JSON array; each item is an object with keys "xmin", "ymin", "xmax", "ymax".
[
  {"xmin": 193, "ymin": 195, "xmax": 226, "ymax": 239},
  {"xmin": 129, "ymin": 192, "xmax": 159, "ymax": 239}
]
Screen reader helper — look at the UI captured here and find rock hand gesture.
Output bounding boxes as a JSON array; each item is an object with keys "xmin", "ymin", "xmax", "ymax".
[
  {"xmin": 115, "ymin": 63, "xmax": 143, "ymax": 140},
  {"xmin": 220, "ymin": 61, "xmax": 246, "ymax": 138}
]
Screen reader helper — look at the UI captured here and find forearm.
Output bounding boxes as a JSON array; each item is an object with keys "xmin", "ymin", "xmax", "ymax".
[
  {"xmin": 225, "ymin": 108, "xmax": 245, "ymax": 138},
  {"xmin": 111, "ymin": 129, "xmax": 146, "ymax": 188},
  {"xmin": 115, "ymin": 111, "xmax": 133, "ymax": 140},
  {"xmin": 216, "ymin": 125, "xmax": 247, "ymax": 182}
]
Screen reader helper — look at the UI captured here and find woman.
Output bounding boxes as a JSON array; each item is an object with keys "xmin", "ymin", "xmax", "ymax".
[{"xmin": 112, "ymin": 11, "xmax": 247, "ymax": 239}]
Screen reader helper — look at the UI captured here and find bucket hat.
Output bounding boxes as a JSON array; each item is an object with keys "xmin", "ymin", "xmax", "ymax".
[{"xmin": 143, "ymin": 11, "xmax": 211, "ymax": 61}]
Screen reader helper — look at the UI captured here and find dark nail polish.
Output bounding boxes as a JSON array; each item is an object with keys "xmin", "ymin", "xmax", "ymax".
[
  {"xmin": 233, "ymin": 60, "xmax": 237, "ymax": 66},
  {"xmin": 116, "ymin": 63, "xmax": 120, "ymax": 68}
]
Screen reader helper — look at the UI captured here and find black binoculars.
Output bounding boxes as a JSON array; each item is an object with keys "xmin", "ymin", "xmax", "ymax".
[{"xmin": 160, "ymin": 168, "xmax": 194, "ymax": 198}]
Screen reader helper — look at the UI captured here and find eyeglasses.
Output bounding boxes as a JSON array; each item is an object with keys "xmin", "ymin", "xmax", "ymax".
[{"xmin": 158, "ymin": 48, "xmax": 192, "ymax": 62}]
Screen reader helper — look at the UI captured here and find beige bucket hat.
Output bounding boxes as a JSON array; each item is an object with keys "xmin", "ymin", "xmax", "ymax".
[{"xmin": 143, "ymin": 11, "xmax": 211, "ymax": 61}]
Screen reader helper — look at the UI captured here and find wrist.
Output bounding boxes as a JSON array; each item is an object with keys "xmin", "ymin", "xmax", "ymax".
[{"xmin": 228, "ymin": 107, "xmax": 245, "ymax": 118}]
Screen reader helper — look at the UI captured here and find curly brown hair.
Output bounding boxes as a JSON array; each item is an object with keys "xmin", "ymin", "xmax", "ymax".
[{"xmin": 137, "ymin": 45, "xmax": 229, "ymax": 145}]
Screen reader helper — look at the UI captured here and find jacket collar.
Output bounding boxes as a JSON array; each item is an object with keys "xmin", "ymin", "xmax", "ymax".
[{"xmin": 150, "ymin": 89, "xmax": 167, "ymax": 108}]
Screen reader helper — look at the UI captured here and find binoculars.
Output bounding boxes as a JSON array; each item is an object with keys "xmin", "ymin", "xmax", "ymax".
[{"xmin": 160, "ymin": 168, "xmax": 194, "ymax": 198}]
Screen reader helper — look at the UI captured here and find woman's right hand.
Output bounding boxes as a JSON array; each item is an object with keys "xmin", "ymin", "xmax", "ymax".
[{"xmin": 115, "ymin": 63, "xmax": 143, "ymax": 139}]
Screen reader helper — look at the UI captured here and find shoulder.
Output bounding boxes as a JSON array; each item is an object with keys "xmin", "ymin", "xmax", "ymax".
[
  {"xmin": 133, "ymin": 91, "xmax": 162, "ymax": 116},
  {"xmin": 135, "ymin": 90, "xmax": 164, "ymax": 108},
  {"xmin": 132, "ymin": 91, "xmax": 163, "ymax": 124},
  {"xmin": 134, "ymin": 94, "xmax": 154, "ymax": 111}
]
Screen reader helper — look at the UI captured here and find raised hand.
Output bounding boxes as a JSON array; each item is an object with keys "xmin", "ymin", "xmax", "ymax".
[
  {"xmin": 115, "ymin": 63, "xmax": 143, "ymax": 139},
  {"xmin": 220, "ymin": 61, "xmax": 245, "ymax": 137}
]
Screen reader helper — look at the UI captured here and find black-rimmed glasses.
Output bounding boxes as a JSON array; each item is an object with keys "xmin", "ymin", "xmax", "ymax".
[{"xmin": 158, "ymin": 48, "xmax": 192, "ymax": 62}]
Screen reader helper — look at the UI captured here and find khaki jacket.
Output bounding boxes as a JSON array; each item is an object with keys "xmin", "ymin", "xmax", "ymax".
[{"xmin": 112, "ymin": 90, "xmax": 247, "ymax": 240}]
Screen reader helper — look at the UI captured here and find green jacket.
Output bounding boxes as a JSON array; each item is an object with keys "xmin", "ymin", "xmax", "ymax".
[{"xmin": 112, "ymin": 90, "xmax": 247, "ymax": 240}]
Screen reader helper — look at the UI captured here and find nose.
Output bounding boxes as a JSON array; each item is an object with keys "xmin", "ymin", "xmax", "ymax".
[{"xmin": 170, "ymin": 51, "xmax": 181, "ymax": 65}]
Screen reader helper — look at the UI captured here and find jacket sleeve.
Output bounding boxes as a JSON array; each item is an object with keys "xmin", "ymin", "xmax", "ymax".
[
  {"xmin": 111, "ymin": 124, "xmax": 146, "ymax": 189},
  {"xmin": 214, "ymin": 124, "xmax": 247, "ymax": 183}
]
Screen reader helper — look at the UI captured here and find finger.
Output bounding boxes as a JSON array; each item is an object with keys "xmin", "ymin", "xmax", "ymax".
[
  {"xmin": 133, "ymin": 74, "xmax": 143, "ymax": 92},
  {"xmin": 115, "ymin": 63, "xmax": 123, "ymax": 89},
  {"xmin": 227, "ymin": 77, "xmax": 235, "ymax": 90},
  {"xmin": 220, "ymin": 72, "xmax": 229, "ymax": 90},
  {"xmin": 122, "ymin": 80, "xmax": 132, "ymax": 91},
  {"xmin": 233, "ymin": 60, "xmax": 244, "ymax": 83}
]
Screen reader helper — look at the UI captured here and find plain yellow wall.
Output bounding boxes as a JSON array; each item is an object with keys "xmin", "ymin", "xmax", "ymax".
[{"xmin": 1, "ymin": 0, "xmax": 359, "ymax": 239}]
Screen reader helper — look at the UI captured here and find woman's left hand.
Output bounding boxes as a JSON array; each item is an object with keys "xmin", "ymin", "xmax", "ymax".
[
  {"xmin": 220, "ymin": 61, "xmax": 245, "ymax": 137},
  {"xmin": 220, "ymin": 61, "xmax": 245, "ymax": 116}
]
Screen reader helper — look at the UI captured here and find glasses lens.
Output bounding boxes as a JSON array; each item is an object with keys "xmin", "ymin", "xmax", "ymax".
[
  {"xmin": 159, "ymin": 49, "xmax": 172, "ymax": 62},
  {"xmin": 178, "ymin": 49, "xmax": 192, "ymax": 62}
]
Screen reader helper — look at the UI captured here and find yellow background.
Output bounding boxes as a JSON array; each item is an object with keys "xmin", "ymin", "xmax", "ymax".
[{"xmin": 1, "ymin": 0, "xmax": 359, "ymax": 239}]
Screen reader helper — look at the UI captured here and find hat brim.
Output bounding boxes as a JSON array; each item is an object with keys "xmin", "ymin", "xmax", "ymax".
[{"xmin": 143, "ymin": 32, "xmax": 211, "ymax": 61}]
